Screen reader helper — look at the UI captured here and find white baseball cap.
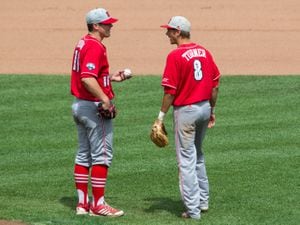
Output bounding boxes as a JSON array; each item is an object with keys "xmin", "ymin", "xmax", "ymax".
[
  {"xmin": 160, "ymin": 16, "xmax": 191, "ymax": 32},
  {"xmin": 86, "ymin": 8, "xmax": 118, "ymax": 24}
]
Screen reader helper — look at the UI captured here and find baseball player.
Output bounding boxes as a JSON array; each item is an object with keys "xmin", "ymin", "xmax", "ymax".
[
  {"xmin": 157, "ymin": 16, "xmax": 221, "ymax": 220},
  {"xmin": 70, "ymin": 8, "xmax": 130, "ymax": 217}
]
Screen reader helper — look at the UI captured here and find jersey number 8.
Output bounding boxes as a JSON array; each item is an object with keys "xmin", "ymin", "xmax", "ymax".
[{"xmin": 193, "ymin": 59, "xmax": 203, "ymax": 81}]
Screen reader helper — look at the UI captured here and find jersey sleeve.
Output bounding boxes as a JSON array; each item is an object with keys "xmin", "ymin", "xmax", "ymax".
[
  {"xmin": 207, "ymin": 51, "xmax": 221, "ymax": 88},
  {"xmin": 161, "ymin": 52, "xmax": 178, "ymax": 92},
  {"xmin": 212, "ymin": 63, "xmax": 221, "ymax": 87},
  {"xmin": 81, "ymin": 46, "xmax": 101, "ymax": 79},
  {"xmin": 164, "ymin": 86, "xmax": 176, "ymax": 95}
]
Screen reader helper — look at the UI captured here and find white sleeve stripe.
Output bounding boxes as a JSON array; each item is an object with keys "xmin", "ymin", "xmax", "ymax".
[
  {"xmin": 162, "ymin": 83, "xmax": 177, "ymax": 89},
  {"xmin": 213, "ymin": 74, "xmax": 221, "ymax": 81}
]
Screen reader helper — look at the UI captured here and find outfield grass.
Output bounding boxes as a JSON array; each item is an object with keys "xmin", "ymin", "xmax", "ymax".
[{"xmin": 0, "ymin": 75, "xmax": 299, "ymax": 225}]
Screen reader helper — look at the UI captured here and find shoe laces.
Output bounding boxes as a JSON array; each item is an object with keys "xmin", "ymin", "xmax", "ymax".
[{"xmin": 102, "ymin": 202, "xmax": 121, "ymax": 213}]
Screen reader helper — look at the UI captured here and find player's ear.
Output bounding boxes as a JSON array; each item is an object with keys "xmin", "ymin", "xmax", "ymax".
[
  {"xmin": 175, "ymin": 29, "xmax": 181, "ymax": 37},
  {"xmin": 92, "ymin": 23, "xmax": 100, "ymax": 31}
]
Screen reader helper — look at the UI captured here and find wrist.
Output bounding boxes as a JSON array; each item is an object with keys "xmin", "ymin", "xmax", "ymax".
[
  {"xmin": 211, "ymin": 107, "xmax": 215, "ymax": 114},
  {"xmin": 158, "ymin": 111, "xmax": 165, "ymax": 121}
]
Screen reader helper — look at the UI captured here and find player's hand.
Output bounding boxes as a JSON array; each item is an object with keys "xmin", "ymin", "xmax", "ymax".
[
  {"xmin": 110, "ymin": 70, "xmax": 124, "ymax": 82},
  {"xmin": 98, "ymin": 101, "xmax": 117, "ymax": 119},
  {"xmin": 208, "ymin": 114, "xmax": 216, "ymax": 128},
  {"xmin": 101, "ymin": 100, "xmax": 111, "ymax": 110},
  {"xmin": 110, "ymin": 69, "xmax": 132, "ymax": 82}
]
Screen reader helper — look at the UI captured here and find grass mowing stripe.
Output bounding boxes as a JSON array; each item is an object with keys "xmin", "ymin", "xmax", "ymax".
[{"xmin": 0, "ymin": 75, "xmax": 299, "ymax": 225}]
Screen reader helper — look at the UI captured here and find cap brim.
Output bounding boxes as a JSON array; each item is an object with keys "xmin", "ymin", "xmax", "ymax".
[
  {"xmin": 101, "ymin": 17, "xmax": 118, "ymax": 24},
  {"xmin": 160, "ymin": 24, "xmax": 179, "ymax": 30},
  {"xmin": 160, "ymin": 24, "xmax": 172, "ymax": 29}
]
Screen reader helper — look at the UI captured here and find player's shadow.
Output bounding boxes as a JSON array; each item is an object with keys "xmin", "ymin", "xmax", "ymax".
[
  {"xmin": 59, "ymin": 196, "xmax": 77, "ymax": 210},
  {"xmin": 144, "ymin": 197, "xmax": 183, "ymax": 217},
  {"xmin": 59, "ymin": 196, "xmax": 183, "ymax": 217}
]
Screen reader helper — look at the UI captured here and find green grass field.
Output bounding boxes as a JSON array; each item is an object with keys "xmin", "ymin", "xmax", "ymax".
[{"xmin": 0, "ymin": 75, "xmax": 299, "ymax": 225}]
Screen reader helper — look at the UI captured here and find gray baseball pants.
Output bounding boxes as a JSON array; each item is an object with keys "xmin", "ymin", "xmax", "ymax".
[
  {"xmin": 173, "ymin": 100, "xmax": 210, "ymax": 219},
  {"xmin": 72, "ymin": 98, "xmax": 113, "ymax": 168}
]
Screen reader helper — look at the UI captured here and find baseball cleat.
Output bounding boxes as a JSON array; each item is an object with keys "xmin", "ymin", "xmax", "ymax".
[
  {"xmin": 89, "ymin": 202, "xmax": 124, "ymax": 217},
  {"xmin": 76, "ymin": 203, "xmax": 90, "ymax": 215},
  {"xmin": 181, "ymin": 211, "xmax": 190, "ymax": 219},
  {"xmin": 181, "ymin": 211, "xmax": 201, "ymax": 220},
  {"xmin": 200, "ymin": 206, "xmax": 209, "ymax": 212}
]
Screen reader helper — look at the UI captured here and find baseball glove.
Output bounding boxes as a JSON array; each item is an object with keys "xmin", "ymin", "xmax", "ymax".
[
  {"xmin": 98, "ymin": 102, "xmax": 117, "ymax": 119},
  {"xmin": 150, "ymin": 119, "xmax": 169, "ymax": 148}
]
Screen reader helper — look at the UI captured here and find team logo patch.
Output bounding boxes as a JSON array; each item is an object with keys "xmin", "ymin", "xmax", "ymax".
[
  {"xmin": 162, "ymin": 78, "xmax": 169, "ymax": 83},
  {"xmin": 86, "ymin": 63, "xmax": 95, "ymax": 70}
]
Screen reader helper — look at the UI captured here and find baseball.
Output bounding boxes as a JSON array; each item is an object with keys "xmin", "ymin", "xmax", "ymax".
[{"xmin": 124, "ymin": 68, "xmax": 132, "ymax": 78}]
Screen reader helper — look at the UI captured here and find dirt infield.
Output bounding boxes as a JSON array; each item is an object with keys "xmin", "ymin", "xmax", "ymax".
[{"xmin": 0, "ymin": 0, "xmax": 299, "ymax": 75}]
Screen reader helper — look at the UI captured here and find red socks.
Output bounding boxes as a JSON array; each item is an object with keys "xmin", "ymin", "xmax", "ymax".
[
  {"xmin": 91, "ymin": 165, "xmax": 108, "ymax": 206},
  {"xmin": 74, "ymin": 164, "xmax": 89, "ymax": 205},
  {"xmin": 74, "ymin": 164, "xmax": 108, "ymax": 206}
]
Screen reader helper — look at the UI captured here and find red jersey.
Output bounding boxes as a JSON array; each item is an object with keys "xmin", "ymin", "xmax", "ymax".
[
  {"xmin": 71, "ymin": 34, "xmax": 114, "ymax": 101},
  {"xmin": 162, "ymin": 43, "xmax": 220, "ymax": 106}
]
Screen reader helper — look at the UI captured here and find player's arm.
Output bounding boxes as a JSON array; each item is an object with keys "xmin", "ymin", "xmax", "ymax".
[
  {"xmin": 210, "ymin": 87, "xmax": 219, "ymax": 109},
  {"xmin": 208, "ymin": 87, "xmax": 219, "ymax": 128},
  {"xmin": 157, "ymin": 87, "xmax": 175, "ymax": 121},
  {"xmin": 161, "ymin": 93, "xmax": 174, "ymax": 113},
  {"xmin": 81, "ymin": 77, "xmax": 110, "ymax": 108}
]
